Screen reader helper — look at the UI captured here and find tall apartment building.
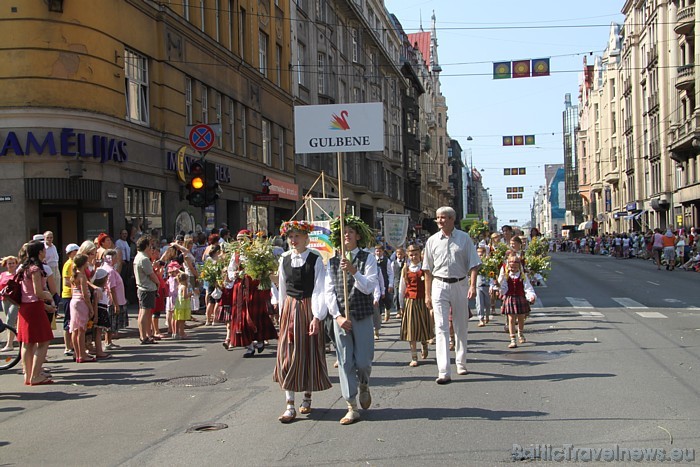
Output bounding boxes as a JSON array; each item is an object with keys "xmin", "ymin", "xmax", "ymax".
[
  {"xmin": 577, "ymin": 1, "xmax": 700, "ymax": 234},
  {"xmin": 290, "ymin": 0, "xmax": 408, "ymax": 229},
  {"xmin": 0, "ymin": 1, "xmax": 296, "ymax": 255},
  {"xmin": 563, "ymin": 93, "xmax": 582, "ymax": 225}
]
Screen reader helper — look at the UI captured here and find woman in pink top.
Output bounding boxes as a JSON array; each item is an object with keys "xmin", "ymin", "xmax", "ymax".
[
  {"xmin": 100, "ymin": 249, "xmax": 128, "ymax": 350},
  {"xmin": 17, "ymin": 240, "xmax": 55, "ymax": 385},
  {"xmin": 652, "ymin": 228, "xmax": 665, "ymax": 270}
]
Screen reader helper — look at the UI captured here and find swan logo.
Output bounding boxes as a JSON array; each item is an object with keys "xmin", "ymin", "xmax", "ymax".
[{"xmin": 329, "ymin": 111, "xmax": 350, "ymax": 130}]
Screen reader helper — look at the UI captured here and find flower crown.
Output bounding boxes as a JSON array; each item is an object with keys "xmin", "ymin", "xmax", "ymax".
[{"xmin": 280, "ymin": 220, "xmax": 314, "ymax": 236}]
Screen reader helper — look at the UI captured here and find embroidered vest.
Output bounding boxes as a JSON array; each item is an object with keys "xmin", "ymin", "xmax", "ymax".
[
  {"xmin": 329, "ymin": 250, "xmax": 374, "ymax": 320},
  {"xmin": 404, "ymin": 269, "xmax": 425, "ymax": 300},
  {"xmin": 282, "ymin": 252, "xmax": 318, "ymax": 300}
]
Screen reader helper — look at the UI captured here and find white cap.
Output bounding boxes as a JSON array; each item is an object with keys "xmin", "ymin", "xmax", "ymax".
[
  {"xmin": 33, "ymin": 234, "xmax": 45, "ymax": 241},
  {"xmin": 93, "ymin": 268, "xmax": 109, "ymax": 282},
  {"xmin": 65, "ymin": 243, "xmax": 80, "ymax": 253}
]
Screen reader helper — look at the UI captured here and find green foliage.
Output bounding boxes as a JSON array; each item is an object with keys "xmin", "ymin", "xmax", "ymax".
[
  {"xmin": 240, "ymin": 236, "xmax": 277, "ymax": 290},
  {"xmin": 524, "ymin": 237, "xmax": 551, "ymax": 279},
  {"xmin": 329, "ymin": 215, "xmax": 375, "ymax": 249},
  {"xmin": 479, "ymin": 242, "xmax": 509, "ymax": 279},
  {"xmin": 468, "ymin": 220, "xmax": 490, "ymax": 240}
]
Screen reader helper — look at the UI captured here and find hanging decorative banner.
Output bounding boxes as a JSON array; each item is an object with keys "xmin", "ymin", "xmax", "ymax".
[
  {"xmin": 502, "ymin": 136, "xmax": 514, "ymax": 146},
  {"xmin": 512, "ymin": 60, "xmax": 531, "ymax": 78},
  {"xmin": 305, "ymin": 197, "xmax": 342, "ymax": 222},
  {"xmin": 493, "ymin": 61, "xmax": 511, "ymax": 79},
  {"xmin": 308, "ymin": 221, "xmax": 334, "ymax": 264},
  {"xmin": 504, "ymin": 168, "xmax": 512, "ymax": 175},
  {"xmin": 383, "ymin": 213, "xmax": 410, "ymax": 248},
  {"xmin": 514, "ymin": 135, "xmax": 525, "ymax": 145},
  {"xmin": 532, "ymin": 58, "xmax": 550, "ymax": 77}
]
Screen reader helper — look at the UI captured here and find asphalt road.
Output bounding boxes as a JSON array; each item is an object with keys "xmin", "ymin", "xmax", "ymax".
[{"xmin": 1, "ymin": 252, "xmax": 699, "ymax": 466}]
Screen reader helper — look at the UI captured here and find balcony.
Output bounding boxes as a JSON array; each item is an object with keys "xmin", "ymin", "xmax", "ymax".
[
  {"xmin": 603, "ymin": 168, "xmax": 620, "ymax": 184},
  {"xmin": 426, "ymin": 173, "xmax": 439, "ymax": 185},
  {"xmin": 676, "ymin": 64, "xmax": 695, "ymax": 91},
  {"xmin": 646, "ymin": 45, "xmax": 658, "ymax": 69},
  {"xmin": 675, "ymin": 5, "xmax": 695, "ymax": 36},
  {"xmin": 669, "ymin": 112, "xmax": 700, "ymax": 158},
  {"xmin": 647, "ymin": 93, "xmax": 659, "ymax": 113},
  {"xmin": 407, "ymin": 169, "xmax": 421, "ymax": 183}
]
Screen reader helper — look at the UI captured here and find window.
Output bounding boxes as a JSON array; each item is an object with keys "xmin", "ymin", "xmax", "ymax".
[
  {"xmin": 277, "ymin": 125, "xmax": 285, "ymax": 169},
  {"xmin": 297, "ymin": 42, "xmax": 306, "ymax": 86},
  {"xmin": 215, "ymin": 0, "xmax": 221, "ymax": 41},
  {"xmin": 262, "ymin": 118, "xmax": 272, "ymax": 166},
  {"xmin": 215, "ymin": 91, "xmax": 222, "ymax": 148},
  {"xmin": 185, "ymin": 77, "xmax": 193, "ymax": 125},
  {"xmin": 317, "ymin": 52, "xmax": 325, "ymax": 94},
  {"xmin": 199, "ymin": 0, "xmax": 205, "ymax": 32},
  {"xmin": 124, "ymin": 187, "xmax": 163, "ymax": 234},
  {"xmin": 239, "ymin": 7, "xmax": 246, "ymax": 58},
  {"xmin": 201, "ymin": 84, "xmax": 208, "ymax": 123},
  {"xmin": 124, "ymin": 48, "xmax": 149, "ymax": 125},
  {"xmin": 316, "ymin": 0, "xmax": 327, "ymax": 22},
  {"xmin": 183, "ymin": 0, "xmax": 190, "ymax": 20},
  {"xmin": 351, "ymin": 28, "xmax": 358, "ymax": 63},
  {"xmin": 259, "ymin": 31, "xmax": 268, "ymax": 77},
  {"xmin": 228, "ymin": 0, "xmax": 234, "ymax": 50},
  {"xmin": 228, "ymin": 99, "xmax": 236, "ymax": 153},
  {"xmin": 275, "ymin": 44, "xmax": 282, "ymax": 85},
  {"xmin": 241, "ymin": 106, "xmax": 247, "ymax": 157}
]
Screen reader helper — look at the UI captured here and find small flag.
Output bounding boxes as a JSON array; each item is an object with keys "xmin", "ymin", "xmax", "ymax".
[
  {"xmin": 512, "ymin": 60, "xmax": 530, "ymax": 78},
  {"xmin": 525, "ymin": 135, "xmax": 535, "ymax": 145},
  {"xmin": 493, "ymin": 61, "xmax": 511, "ymax": 79},
  {"xmin": 532, "ymin": 58, "xmax": 550, "ymax": 77},
  {"xmin": 503, "ymin": 136, "xmax": 514, "ymax": 146},
  {"xmin": 514, "ymin": 135, "xmax": 524, "ymax": 146},
  {"xmin": 511, "ymin": 167, "xmax": 519, "ymax": 174},
  {"xmin": 519, "ymin": 167, "xmax": 526, "ymax": 175},
  {"xmin": 504, "ymin": 168, "xmax": 511, "ymax": 176}
]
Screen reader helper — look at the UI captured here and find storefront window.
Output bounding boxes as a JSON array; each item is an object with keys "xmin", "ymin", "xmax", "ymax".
[
  {"xmin": 246, "ymin": 204, "xmax": 268, "ymax": 235},
  {"xmin": 124, "ymin": 187, "xmax": 163, "ymax": 234}
]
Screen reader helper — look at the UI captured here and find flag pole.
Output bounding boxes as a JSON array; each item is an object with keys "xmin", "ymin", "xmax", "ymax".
[{"xmin": 336, "ymin": 151, "xmax": 350, "ymax": 323}]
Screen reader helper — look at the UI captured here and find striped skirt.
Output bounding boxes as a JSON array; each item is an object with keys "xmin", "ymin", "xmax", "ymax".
[
  {"xmin": 501, "ymin": 295, "xmax": 530, "ymax": 315},
  {"xmin": 273, "ymin": 296, "xmax": 332, "ymax": 393},
  {"xmin": 400, "ymin": 297, "xmax": 434, "ymax": 342}
]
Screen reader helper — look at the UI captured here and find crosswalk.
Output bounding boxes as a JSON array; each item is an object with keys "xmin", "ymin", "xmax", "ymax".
[{"xmin": 526, "ymin": 296, "xmax": 700, "ymax": 320}]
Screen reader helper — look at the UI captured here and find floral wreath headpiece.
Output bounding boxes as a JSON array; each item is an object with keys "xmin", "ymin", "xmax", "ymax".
[{"xmin": 280, "ymin": 220, "xmax": 314, "ymax": 236}]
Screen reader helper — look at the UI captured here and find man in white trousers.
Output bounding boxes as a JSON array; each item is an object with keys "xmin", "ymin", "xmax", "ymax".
[{"xmin": 422, "ymin": 207, "xmax": 481, "ymax": 384}]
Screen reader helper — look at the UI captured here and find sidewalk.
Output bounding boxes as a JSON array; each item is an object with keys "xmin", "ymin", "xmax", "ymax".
[{"xmin": 50, "ymin": 303, "xmax": 206, "ymax": 345}]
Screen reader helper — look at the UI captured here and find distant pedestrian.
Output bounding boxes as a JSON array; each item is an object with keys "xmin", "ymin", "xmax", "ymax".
[{"xmin": 662, "ymin": 229, "xmax": 677, "ymax": 271}]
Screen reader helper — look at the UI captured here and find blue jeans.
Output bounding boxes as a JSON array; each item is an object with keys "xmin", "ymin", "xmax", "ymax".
[{"xmin": 334, "ymin": 315, "xmax": 374, "ymax": 403}]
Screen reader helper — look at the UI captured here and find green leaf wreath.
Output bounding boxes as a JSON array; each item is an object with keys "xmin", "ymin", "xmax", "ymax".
[{"xmin": 329, "ymin": 215, "xmax": 375, "ymax": 249}]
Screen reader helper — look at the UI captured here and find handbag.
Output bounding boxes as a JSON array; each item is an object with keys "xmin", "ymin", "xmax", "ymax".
[
  {"xmin": 0, "ymin": 272, "xmax": 22, "ymax": 306},
  {"xmin": 210, "ymin": 287, "xmax": 223, "ymax": 300}
]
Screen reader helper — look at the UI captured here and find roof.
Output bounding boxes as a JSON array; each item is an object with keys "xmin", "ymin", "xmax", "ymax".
[{"xmin": 407, "ymin": 32, "xmax": 430, "ymax": 66}]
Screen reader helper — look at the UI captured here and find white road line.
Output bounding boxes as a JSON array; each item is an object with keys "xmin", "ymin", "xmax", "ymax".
[
  {"xmin": 687, "ymin": 307, "xmax": 700, "ymax": 311},
  {"xmin": 663, "ymin": 298, "xmax": 682, "ymax": 303},
  {"xmin": 566, "ymin": 297, "xmax": 593, "ymax": 308},
  {"xmin": 636, "ymin": 311, "xmax": 667, "ymax": 319},
  {"xmin": 647, "ymin": 281, "xmax": 660, "ymax": 286},
  {"xmin": 579, "ymin": 311, "xmax": 605, "ymax": 317},
  {"xmin": 615, "ymin": 271, "xmax": 624, "ymax": 275},
  {"xmin": 612, "ymin": 297, "xmax": 648, "ymax": 309}
]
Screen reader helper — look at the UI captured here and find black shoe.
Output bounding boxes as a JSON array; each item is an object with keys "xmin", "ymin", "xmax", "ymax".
[
  {"xmin": 257, "ymin": 343, "xmax": 265, "ymax": 354},
  {"xmin": 435, "ymin": 376, "xmax": 451, "ymax": 385},
  {"xmin": 140, "ymin": 338, "xmax": 157, "ymax": 345},
  {"xmin": 243, "ymin": 349, "xmax": 255, "ymax": 358}
]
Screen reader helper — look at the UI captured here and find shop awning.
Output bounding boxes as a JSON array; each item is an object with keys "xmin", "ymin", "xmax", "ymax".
[{"xmin": 578, "ymin": 221, "xmax": 593, "ymax": 230}]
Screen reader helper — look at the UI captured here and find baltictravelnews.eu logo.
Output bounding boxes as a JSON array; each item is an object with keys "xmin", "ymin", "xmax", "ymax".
[{"xmin": 329, "ymin": 111, "xmax": 350, "ymax": 130}]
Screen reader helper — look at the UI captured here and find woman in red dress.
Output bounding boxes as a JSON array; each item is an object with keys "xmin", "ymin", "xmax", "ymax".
[{"xmin": 17, "ymin": 240, "xmax": 55, "ymax": 385}]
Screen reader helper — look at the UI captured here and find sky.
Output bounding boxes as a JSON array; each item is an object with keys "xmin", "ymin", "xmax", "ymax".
[{"xmin": 384, "ymin": 0, "xmax": 625, "ymax": 227}]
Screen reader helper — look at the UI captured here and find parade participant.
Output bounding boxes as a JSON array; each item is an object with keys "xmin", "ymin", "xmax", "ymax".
[
  {"xmin": 134, "ymin": 235, "xmax": 160, "ymax": 344},
  {"xmin": 173, "ymin": 271, "xmax": 192, "ymax": 339},
  {"xmin": 16, "ymin": 241, "xmax": 55, "ymax": 384},
  {"xmin": 374, "ymin": 245, "xmax": 394, "ymax": 323},
  {"xmin": 509, "ymin": 236, "xmax": 525, "ymax": 262},
  {"xmin": 499, "ymin": 252, "xmax": 536, "ymax": 348},
  {"xmin": 391, "ymin": 247, "xmax": 406, "ymax": 319},
  {"xmin": 165, "ymin": 261, "xmax": 181, "ymax": 337},
  {"xmin": 218, "ymin": 267, "xmax": 234, "ymax": 349},
  {"xmin": 1, "ymin": 256, "xmax": 20, "ymax": 351},
  {"xmin": 423, "ymin": 206, "xmax": 481, "ymax": 384},
  {"xmin": 501, "ymin": 225, "xmax": 514, "ymax": 245},
  {"xmin": 398, "ymin": 244, "xmax": 433, "ymax": 366},
  {"xmin": 100, "ymin": 249, "xmax": 128, "ymax": 349},
  {"xmin": 325, "ymin": 215, "xmax": 378, "ymax": 424},
  {"xmin": 273, "ymin": 221, "xmax": 331, "ymax": 423},
  {"xmin": 70, "ymin": 254, "xmax": 95, "ymax": 362},
  {"xmin": 203, "ymin": 244, "xmax": 222, "ymax": 325},
  {"xmin": 652, "ymin": 228, "xmax": 664, "ymax": 270},
  {"xmin": 475, "ymin": 247, "xmax": 492, "ymax": 327},
  {"xmin": 60, "ymin": 244, "xmax": 79, "ymax": 356}
]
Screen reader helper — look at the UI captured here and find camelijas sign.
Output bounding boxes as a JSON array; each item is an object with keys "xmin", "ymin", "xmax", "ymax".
[{"xmin": 293, "ymin": 103, "xmax": 384, "ymax": 154}]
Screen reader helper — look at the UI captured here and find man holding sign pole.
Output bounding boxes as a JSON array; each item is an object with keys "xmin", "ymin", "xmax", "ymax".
[{"xmin": 325, "ymin": 215, "xmax": 377, "ymax": 425}]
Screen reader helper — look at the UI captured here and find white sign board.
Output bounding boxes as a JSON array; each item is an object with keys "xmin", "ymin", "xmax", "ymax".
[
  {"xmin": 383, "ymin": 213, "xmax": 410, "ymax": 248},
  {"xmin": 294, "ymin": 103, "xmax": 384, "ymax": 154}
]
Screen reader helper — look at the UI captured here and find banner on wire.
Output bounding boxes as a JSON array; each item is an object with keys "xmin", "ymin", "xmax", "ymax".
[
  {"xmin": 308, "ymin": 221, "xmax": 334, "ymax": 264},
  {"xmin": 383, "ymin": 213, "xmax": 410, "ymax": 248}
]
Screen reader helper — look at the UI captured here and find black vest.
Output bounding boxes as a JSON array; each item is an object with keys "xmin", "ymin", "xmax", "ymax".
[
  {"xmin": 376, "ymin": 255, "xmax": 389, "ymax": 288},
  {"xmin": 282, "ymin": 251, "xmax": 318, "ymax": 299},
  {"xmin": 328, "ymin": 250, "xmax": 374, "ymax": 320}
]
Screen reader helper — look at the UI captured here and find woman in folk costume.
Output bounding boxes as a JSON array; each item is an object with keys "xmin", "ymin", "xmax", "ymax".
[
  {"xmin": 498, "ymin": 252, "xmax": 536, "ymax": 349},
  {"xmin": 227, "ymin": 230, "xmax": 277, "ymax": 357},
  {"xmin": 274, "ymin": 221, "xmax": 331, "ymax": 423}
]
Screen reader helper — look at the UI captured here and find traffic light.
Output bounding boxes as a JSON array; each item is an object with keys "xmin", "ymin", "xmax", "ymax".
[
  {"xmin": 204, "ymin": 161, "xmax": 219, "ymax": 206},
  {"xmin": 186, "ymin": 160, "xmax": 206, "ymax": 207}
]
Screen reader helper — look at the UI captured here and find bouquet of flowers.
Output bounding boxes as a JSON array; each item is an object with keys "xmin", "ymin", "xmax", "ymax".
[
  {"xmin": 468, "ymin": 220, "xmax": 490, "ymax": 241},
  {"xmin": 481, "ymin": 242, "xmax": 509, "ymax": 281},
  {"xmin": 524, "ymin": 237, "xmax": 551, "ymax": 280},
  {"xmin": 199, "ymin": 258, "xmax": 224, "ymax": 287},
  {"xmin": 240, "ymin": 236, "xmax": 277, "ymax": 290}
]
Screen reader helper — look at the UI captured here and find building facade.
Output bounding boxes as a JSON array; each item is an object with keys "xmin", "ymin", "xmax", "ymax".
[{"xmin": 0, "ymin": 1, "xmax": 297, "ymax": 255}]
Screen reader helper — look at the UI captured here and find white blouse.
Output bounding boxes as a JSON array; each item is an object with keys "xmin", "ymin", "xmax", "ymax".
[
  {"xmin": 498, "ymin": 267, "xmax": 536, "ymax": 303},
  {"xmin": 277, "ymin": 249, "xmax": 327, "ymax": 321}
]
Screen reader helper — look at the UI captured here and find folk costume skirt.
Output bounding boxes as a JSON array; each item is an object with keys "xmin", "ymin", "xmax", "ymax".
[
  {"xmin": 273, "ymin": 296, "xmax": 331, "ymax": 393},
  {"xmin": 501, "ymin": 295, "xmax": 530, "ymax": 315},
  {"xmin": 400, "ymin": 297, "xmax": 434, "ymax": 342}
]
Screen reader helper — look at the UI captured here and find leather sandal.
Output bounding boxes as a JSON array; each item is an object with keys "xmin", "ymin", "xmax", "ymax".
[
  {"xmin": 278, "ymin": 403, "xmax": 296, "ymax": 423},
  {"xmin": 299, "ymin": 395, "xmax": 312, "ymax": 415},
  {"xmin": 421, "ymin": 343, "xmax": 429, "ymax": 359},
  {"xmin": 508, "ymin": 336, "xmax": 517, "ymax": 349},
  {"xmin": 339, "ymin": 407, "xmax": 360, "ymax": 425}
]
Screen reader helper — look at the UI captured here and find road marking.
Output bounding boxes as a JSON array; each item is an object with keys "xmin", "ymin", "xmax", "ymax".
[
  {"xmin": 647, "ymin": 281, "xmax": 660, "ymax": 286},
  {"xmin": 579, "ymin": 311, "xmax": 605, "ymax": 317},
  {"xmin": 612, "ymin": 297, "xmax": 648, "ymax": 309},
  {"xmin": 615, "ymin": 271, "xmax": 624, "ymax": 275},
  {"xmin": 636, "ymin": 311, "xmax": 667, "ymax": 319},
  {"xmin": 687, "ymin": 307, "xmax": 700, "ymax": 311},
  {"xmin": 566, "ymin": 297, "xmax": 593, "ymax": 308},
  {"xmin": 664, "ymin": 298, "xmax": 681, "ymax": 303}
]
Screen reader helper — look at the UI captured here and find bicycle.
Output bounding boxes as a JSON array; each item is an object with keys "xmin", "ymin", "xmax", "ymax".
[{"xmin": 0, "ymin": 318, "xmax": 21, "ymax": 370}]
